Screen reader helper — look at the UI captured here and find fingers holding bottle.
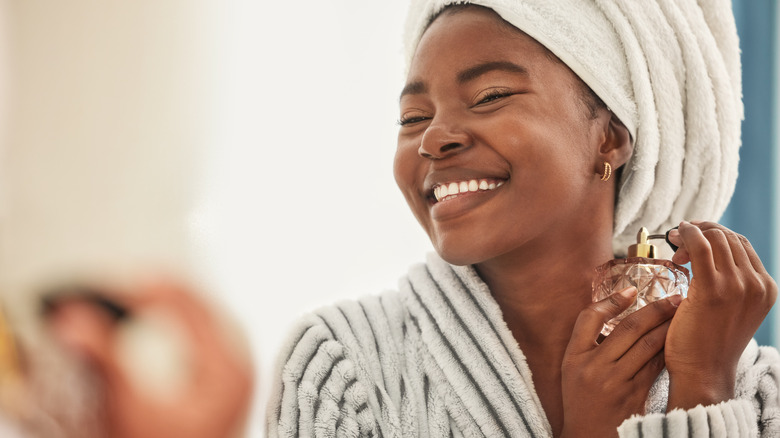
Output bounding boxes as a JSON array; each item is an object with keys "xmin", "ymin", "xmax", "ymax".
[
  {"xmin": 561, "ymin": 288, "xmax": 679, "ymax": 437},
  {"xmin": 666, "ymin": 220, "xmax": 776, "ymax": 315},
  {"xmin": 663, "ymin": 221, "xmax": 777, "ymax": 410}
]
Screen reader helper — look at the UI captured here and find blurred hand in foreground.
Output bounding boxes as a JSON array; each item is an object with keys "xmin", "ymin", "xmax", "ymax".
[{"xmin": 44, "ymin": 278, "xmax": 254, "ymax": 438}]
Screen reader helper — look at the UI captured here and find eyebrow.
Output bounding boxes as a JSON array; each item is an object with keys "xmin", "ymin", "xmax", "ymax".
[
  {"xmin": 399, "ymin": 61, "xmax": 529, "ymax": 101},
  {"xmin": 457, "ymin": 61, "xmax": 529, "ymax": 83},
  {"xmin": 399, "ymin": 81, "xmax": 427, "ymax": 100}
]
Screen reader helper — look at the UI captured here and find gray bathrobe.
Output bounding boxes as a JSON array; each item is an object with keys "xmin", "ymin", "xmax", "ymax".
[{"xmin": 267, "ymin": 254, "xmax": 780, "ymax": 437}]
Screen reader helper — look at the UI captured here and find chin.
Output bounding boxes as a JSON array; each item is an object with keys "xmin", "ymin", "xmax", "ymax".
[
  {"xmin": 432, "ymin": 238, "xmax": 492, "ymax": 267},
  {"xmin": 431, "ymin": 227, "xmax": 526, "ymax": 267},
  {"xmin": 436, "ymin": 252, "xmax": 475, "ymax": 266}
]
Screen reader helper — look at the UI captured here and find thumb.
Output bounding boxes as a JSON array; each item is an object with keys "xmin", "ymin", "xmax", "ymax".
[{"xmin": 567, "ymin": 286, "xmax": 637, "ymax": 353}]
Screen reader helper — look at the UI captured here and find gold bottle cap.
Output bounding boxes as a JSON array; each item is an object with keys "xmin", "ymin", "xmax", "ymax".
[{"xmin": 627, "ymin": 227, "xmax": 657, "ymax": 258}]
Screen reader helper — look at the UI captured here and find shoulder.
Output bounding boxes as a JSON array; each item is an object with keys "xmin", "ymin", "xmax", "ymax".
[
  {"xmin": 278, "ymin": 291, "xmax": 409, "ymax": 375},
  {"xmin": 266, "ymin": 291, "xmax": 416, "ymax": 437}
]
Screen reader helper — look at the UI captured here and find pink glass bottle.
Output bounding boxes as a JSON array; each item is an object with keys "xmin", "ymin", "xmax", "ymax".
[{"xmin": 592, "ymin": 227, "xmax": 689, "ymax": 336}]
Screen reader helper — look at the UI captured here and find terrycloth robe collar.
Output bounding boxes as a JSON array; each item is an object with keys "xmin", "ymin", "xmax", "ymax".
[{"xmin": 400, "ymin": 253, "xmax": 553, "ymax": 436}]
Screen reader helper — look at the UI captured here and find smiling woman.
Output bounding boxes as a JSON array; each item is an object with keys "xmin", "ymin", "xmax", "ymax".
[
  {"xmin": 266, "ymin": 1, "xmax": 780, "ymax": 437},
  {"xmin": 394, "ymin": 11, "xmax": 630, "ymax": 266}
]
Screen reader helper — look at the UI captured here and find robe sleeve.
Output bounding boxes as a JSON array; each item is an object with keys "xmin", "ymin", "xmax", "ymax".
[{"xmin": 618, "ymin": 345, "xmax": 780, "ymax": 437}]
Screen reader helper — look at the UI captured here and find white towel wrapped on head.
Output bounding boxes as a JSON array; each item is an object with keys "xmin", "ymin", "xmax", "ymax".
[{"xmin": 403, "ymin": 0, "xmax": 743, "ymax": 254}]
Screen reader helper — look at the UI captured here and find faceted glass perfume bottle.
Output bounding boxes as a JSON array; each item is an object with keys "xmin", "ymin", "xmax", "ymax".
[{"xmin": 592, "ymin": 227, "xmax": 690, "ymax": 336}]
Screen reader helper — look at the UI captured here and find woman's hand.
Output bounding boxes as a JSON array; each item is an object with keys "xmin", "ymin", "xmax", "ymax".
[
  {"xmin": 561, "ymin": 287, "xmax": 680, "ymax": 437},
  {"xmin": 45, "ymin": 278, "xmax": 254, "ymax": 438},
  {"xmin": 664, "ymin": 221, "xmax": 777, "ymax": 410}
]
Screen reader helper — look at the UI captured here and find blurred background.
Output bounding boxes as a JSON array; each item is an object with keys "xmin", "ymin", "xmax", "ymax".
[{"xmin": 0, "ymin": 1, "xmax": 776, "ymax": 437}]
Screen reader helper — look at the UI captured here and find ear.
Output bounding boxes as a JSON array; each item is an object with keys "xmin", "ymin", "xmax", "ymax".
[{"xmin": 598, "ymin": 113, "xmax": 633, "ymax": 169}]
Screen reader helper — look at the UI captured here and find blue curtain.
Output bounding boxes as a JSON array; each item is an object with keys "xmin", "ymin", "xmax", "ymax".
[{"xmin": 721, "ymin": 0, "xmax": 778, "ymax": 346}]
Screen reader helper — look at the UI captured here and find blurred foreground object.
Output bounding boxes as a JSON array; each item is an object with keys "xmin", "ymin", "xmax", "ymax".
[
  {"xmin": 0, "ymin": 305, "xmax": 23, "ymax": 407},
  {"xmin": 0, "ymin": 276, "xmax": 254, "ymax": 438},
  {"xmin": 0, "ymin": 300, "xmax": 103, "ymax": 437},
  {"xmin": 43, "ymin": 277, "xmax": 255, "ymax": 438},
  {"xmin": 0, "ymin": 2, "xmax": 254, "ymax": 434},
  {"xmin": 0, "ymin": 304, "xmax": 27, "ymax": 436}
]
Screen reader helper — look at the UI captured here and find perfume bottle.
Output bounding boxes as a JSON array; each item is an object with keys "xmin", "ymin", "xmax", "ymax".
[{"xmin": 592, "ymin": 227, "xmax": 690, "ymax": 336}]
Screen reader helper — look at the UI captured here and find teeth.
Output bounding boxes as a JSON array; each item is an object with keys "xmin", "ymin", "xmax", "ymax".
[{"xmin": 433, "ymin": 178, "xmax": 506, "ymax": 202}]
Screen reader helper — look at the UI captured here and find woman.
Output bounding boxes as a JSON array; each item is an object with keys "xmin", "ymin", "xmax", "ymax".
[{"xmin": 267, "ymin": 1, "xmax": 778, "ymax": 437}]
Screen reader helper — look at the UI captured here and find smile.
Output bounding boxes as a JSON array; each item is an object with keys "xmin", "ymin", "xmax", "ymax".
[{"xmin": 432, "ymin": 178, "xmax": 505, "ymax": 203}]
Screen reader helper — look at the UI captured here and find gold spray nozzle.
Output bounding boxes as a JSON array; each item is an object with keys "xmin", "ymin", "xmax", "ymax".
[{"xmin": 627, "ymin": 227, "xmax": 657, "ymax": 258}]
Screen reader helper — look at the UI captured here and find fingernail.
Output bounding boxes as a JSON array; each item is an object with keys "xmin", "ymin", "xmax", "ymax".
[
  {"xmin": 665, "ymin": 227, "xmax": 680, "ymax": 252},
  {"xmin": 679, "ymin": 220, "xmax": 691, "ymax": 228},
  {"xmin": 668, "ymin": 294, "xmax": 683, "ymax": 307},
  {"xmin": 618, "ymin": 286, "xmax": 638, "ymax": 298}
]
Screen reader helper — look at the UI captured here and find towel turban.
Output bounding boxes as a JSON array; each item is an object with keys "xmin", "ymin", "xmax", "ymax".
[{"xmin": 403, "ymin": 0, "xmax": 743, "ymax": 254}]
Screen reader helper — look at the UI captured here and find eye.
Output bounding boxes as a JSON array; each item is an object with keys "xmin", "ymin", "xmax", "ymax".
[
  {"xmin": 475, "ymin": 88, "xmax": 515, "ymax": 106},
  {"xmin": 397, "ymin": 115, "xmax": 430, "ymax": 126}
]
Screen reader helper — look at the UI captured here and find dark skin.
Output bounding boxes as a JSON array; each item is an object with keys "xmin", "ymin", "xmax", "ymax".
[
  {"xmin": 394, "ymin": 7, "xmax": 776, "ymax": 437},
  {"xmin": 664, "ymin": 221, "xmax": 776, "ymax": 410}
]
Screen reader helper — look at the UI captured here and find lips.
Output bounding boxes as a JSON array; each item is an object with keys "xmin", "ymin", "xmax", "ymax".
[{"xmin": 432, "ymin": 178, "xmax": 505, "ymax": 203}]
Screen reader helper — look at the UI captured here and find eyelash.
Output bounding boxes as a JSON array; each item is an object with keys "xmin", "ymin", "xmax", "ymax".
[
  {"xmin": 397, "ymin": 115, "xmax": 429, "ymax": 126},
  {"xmin": 476, "ymin": 89, "xmax": 514, "ymax": 105},
  {"xmin": 398, "ymin": 89, "xmax": 517, "ymax": 126}
]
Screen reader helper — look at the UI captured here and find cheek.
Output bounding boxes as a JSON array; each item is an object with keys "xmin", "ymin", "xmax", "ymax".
[
  {"xmin": 501, "ymin": 111, "xmax": 592, "ymax": 176},
  {"xmin": 392, "ymin": 138, "xmax": 414, "ymax": 195},
  {"xmin": 393, "ymin": 139, "xmax": 428, "ymax": 220}
]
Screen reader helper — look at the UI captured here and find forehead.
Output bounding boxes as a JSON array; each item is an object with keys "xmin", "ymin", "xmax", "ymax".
[{"xmin": 407, "ymin": 7, "xmax": 552, "ymax": 78}]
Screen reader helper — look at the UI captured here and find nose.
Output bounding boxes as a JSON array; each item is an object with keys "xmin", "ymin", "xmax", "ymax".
[{"xmin": 418, "ymin": 118, "xmax": 472, "ymax": 160}]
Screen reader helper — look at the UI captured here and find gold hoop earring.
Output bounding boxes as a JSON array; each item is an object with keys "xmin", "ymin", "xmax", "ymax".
[{"xmin": 600, "ymin": 162, "xmax": 612, "ymax": 182}]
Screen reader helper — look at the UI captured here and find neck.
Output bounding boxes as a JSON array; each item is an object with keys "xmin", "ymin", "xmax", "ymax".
[{"xmin": 474, "ymin": 227, "xmax": 615, "ymax": 354}]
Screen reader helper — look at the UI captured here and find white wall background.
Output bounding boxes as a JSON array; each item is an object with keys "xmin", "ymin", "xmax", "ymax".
[
  {"xmin": 1, "ymin": 1, "xmax": 427, "ymax": 436},
  {"xmin": 196, "ymin": 1, "xmax": 430, "ymax": 430}
]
